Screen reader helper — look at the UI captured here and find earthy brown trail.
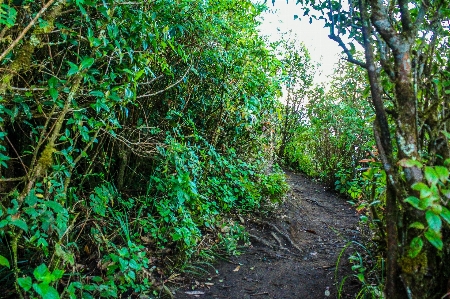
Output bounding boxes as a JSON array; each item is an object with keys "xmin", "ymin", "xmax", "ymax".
[{"xmin": 175, "ymin": 171, "xmax": 361, "ymax": 299}]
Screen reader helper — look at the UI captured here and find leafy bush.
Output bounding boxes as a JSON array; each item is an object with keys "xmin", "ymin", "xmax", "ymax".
[{"xmin": 0, "ymin": 0, "xmax": 288, "ymax": 297}]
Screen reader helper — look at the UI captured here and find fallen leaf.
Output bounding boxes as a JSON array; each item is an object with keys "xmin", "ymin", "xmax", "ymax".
[
  {"xmin": 204, "ymin": 282, "xmax": 214, "ymax": 286},
  {"xmin": 233, "ymin": 265, "xmax": 240, "ymax": 272}
]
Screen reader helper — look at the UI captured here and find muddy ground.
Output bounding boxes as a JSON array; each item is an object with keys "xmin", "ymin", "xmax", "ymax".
[{"xmin": 174, "ymin": 171, "xmax": 362, "ymax": 299}]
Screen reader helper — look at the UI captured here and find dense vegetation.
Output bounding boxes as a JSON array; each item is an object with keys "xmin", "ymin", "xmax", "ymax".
[
  {"xmin": 1, "ymin": 0, "xmax": 450, "ymax": 298},
  {"xmin": 0, "ymin": 0, "xmax": 288, "ymax": 298}
]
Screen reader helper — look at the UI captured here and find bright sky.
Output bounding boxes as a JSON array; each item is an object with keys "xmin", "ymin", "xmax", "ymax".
[{"xmin": 258, "ymin": 1, "xmax": 342, "ymax": 83}]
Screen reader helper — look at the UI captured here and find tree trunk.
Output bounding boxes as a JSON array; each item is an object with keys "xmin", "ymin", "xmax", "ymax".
[{"xmin": 359, "ymin": 2, "xmax": 404, "ymax": 297}]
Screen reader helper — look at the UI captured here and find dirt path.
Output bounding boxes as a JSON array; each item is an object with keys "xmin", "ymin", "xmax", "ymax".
[{"xmin": 175, "ymin": 171, "xmax": 361, "ymax": 299}]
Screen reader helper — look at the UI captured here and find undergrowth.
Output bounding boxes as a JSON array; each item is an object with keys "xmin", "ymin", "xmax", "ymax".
[{"xmin": 0, "ymin": 0, "xmax": 289, "ymax": 298}]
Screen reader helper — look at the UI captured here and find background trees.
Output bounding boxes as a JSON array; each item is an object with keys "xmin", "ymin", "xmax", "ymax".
[
  {"xmin": 275, "ymin": 35, "xmax": 315, "ymax": 161},
  {"xmin": 280, "ymin": 59, "xmax": 374, "ymax": 185}
]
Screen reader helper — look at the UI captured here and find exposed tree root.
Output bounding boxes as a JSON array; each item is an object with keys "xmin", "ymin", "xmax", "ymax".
[{"xmin": 251, "ymin": 219, "xmax": 303, "ymax": 254}]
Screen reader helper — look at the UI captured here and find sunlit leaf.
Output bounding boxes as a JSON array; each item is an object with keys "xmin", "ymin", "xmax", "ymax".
[
  {"xmin": 80, "ymin": 57, "xmax": 95, "ymax": 70},
  {"xmin": 33, "ymin": 283, "xmax": 60, "ymax": 299},
  {"xmin": 33, "ymin": 264, "xmax": 51, "ymax": 282},
  {"xmin": 412, "ymin": 182, "xmax": 432, "ymax": 199},
  {"xmin": 440, "ymin": 206, "xmax": 450, "ymax": 225},
  {"xmin": 398, "ymin": 158, "xmax": 423, "ymax": 168},
  {"xmin": 404, "ymin": 196, "xmax": 421, "ymax": 210}
]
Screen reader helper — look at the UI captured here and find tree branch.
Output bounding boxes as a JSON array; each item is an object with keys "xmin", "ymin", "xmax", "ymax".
[
  {"xmin": 369, "ymin": 0, "xmax": 401, "ymax": 51},
  {"xmin": 0, "ymin": 0, "xmax": 60, "ymax": 62},
  {"xmin": 328, "ymin": 33, "xmax": 367, "ymax": 68},
  {"xmin": 374, "ymin": 32, "xmax": 394, "ymax": 80},
  {"xmin": 398, "ymin": 0, "xmax": 413, "ymax": 33},
  {"xmin": 136, "ymin": 66, "xmax": 191, "ymax": 99},
  {"xmin": 0, "ymin": 176, "xmax": 26, "ymax": 182}
]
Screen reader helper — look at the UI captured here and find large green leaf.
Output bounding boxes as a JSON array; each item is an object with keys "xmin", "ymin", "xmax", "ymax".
[
  {"xmin": 0, "ymin": 254, "xmax": 10, "ymax": 268},
  {"xmin": 404, "ymin": 196, "xmax": 421, "ymax": 210},
  {"xmin": 80, "ymin": 57, "xmax": 95, "ymax": 70},
  {"xmin": 408, "ymin": 237, "xmax": 423, "ymax": 258},
  {"xmin": 33, "ymin": 283, "xmax": 60, "ymax": 299},
  {"xmin": 440, "ymin": 206, "xmax": 450, "ymax": 225},
  {"xmin": 424, "ymin": 166, "xmax": 439, "ymax": 186},
  {"xmin": 424, "ymin": 229, "xmax": 443, "ymax": 250},
  {"xmin": 17, "ymin": 277, "xmax": 32, "ymax": 291},
  {"xmin": 10, "ymin": 218, "xmax": 28, "ymax": 232},
  {"xmin": 426, "ymin": 210, "xmax": 442, "ymax": 232},
  {"xmin": 434, "ymin": 166, "xmax": 449, "ymax": 183},
  {"xmin": 33, "ymin": 264, "xmax": 51, "ymax": 282},
  {"xmin": 412, "ymin": 182, "xmax": 432, "ymax": 199}
]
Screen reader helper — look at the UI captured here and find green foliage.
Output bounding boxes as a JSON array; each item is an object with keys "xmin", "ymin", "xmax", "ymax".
[
  {"xmin": 258, "ymin": 165, "xmax": 290, "ymax": 204},
  {"xmin": 0, "ymin": 0, "xmax": 288, "ymax": 297},
  {"xmin": 0, "ymin": 254, "xmax": 9, "ymax": 268},
  {"xmin": 17, "ymin": 263, "xmax": 63, "ymax": 299},
  {"xmin": 0, "ymin": 4, "xmax": 16, "ymax": 28},
  {"xmin": 402, "ymin": 161, "xmax": 450, "ymax": 255},
  {"xmin": 336, "ymin": 241, "xmax": 384, "ymax": 299}
]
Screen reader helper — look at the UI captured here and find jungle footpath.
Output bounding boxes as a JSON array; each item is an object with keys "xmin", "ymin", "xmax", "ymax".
[{"xmin": 175, "ymin": 171, "xmax": 362, "ymax": 299}]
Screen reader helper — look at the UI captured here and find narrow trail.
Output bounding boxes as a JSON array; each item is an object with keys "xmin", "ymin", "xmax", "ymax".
[{"xmin": 175, "ymin": 171, "xmax": 361, "ymax": 299}]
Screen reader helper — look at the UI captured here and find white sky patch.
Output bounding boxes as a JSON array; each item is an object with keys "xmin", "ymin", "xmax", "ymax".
[{"xmin": 258, "ymin": 1, "xmax": 342, "ymax": 83}]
